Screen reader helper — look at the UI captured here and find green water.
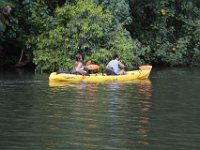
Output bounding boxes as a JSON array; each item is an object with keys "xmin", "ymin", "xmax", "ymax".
[{"xmin": 0, "ymin": 67, "xmax": 200, "ymax": 150}]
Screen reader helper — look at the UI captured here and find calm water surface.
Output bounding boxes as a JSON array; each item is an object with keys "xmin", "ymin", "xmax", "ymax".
[{"xmin": 0, "ymin": 67, "xmax": 200, "ymax": 150}]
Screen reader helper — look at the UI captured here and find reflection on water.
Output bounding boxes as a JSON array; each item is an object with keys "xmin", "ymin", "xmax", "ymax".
[
  {"xmin": 31, "ymin": 80, "xmax": 153, "ymax": 149},
  {"xmin": 136, "ymin": 80, "xmax": 152, "ymax": 145},
  {"xmin": 1, "ymin": 67, "xmax": 200, "ymax": 150},
  {"xmin": 0, "ymin": 80, "xmax": 152, "ymax": 149}
]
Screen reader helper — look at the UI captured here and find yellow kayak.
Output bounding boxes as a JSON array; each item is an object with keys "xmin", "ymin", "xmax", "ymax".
[{"xmin": 49, "ymin": 65, "xmax": 152, "ymax": 83}]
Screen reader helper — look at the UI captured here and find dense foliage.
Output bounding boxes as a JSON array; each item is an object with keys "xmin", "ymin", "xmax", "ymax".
[
  {"xmin": 1, "ymin": 0, "xmax": 200, "ymax": 71},
  {"xmin": 28, "ymin": 0, "xmax": 144, "ymax": 72},
  {"xmin": 130, "ymin": 0, "xmax": 200, "ymax": 66}
]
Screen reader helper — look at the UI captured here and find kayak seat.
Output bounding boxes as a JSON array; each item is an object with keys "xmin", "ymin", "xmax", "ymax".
[{"xmin": 57, "ymin": 70, "xmax": 70, "ymax": 74}]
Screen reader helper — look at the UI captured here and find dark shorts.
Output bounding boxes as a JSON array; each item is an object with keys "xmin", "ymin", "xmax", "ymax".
[{"xmin": 106, "ymin": 68, "xmax": 118, "ymax": 75}]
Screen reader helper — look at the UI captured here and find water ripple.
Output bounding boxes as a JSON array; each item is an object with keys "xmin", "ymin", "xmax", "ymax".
[{"xmin": 1, "ymin": 68, "xmax": 200, "ymax": 150}]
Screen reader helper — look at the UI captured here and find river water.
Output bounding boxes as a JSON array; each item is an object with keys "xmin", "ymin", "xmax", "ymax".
[{"xmin": 0, "ymin": 67, "xmax": 200, "ymax": 150}]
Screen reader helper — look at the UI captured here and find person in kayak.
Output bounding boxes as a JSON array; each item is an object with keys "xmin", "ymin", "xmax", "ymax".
[
  {"xmin": 106, "ymin": 54, "xmax": 126, "ymax": 75},
  {"xmin": 73, "ymin": 54, "xmax": 88, "ymax": 75}
]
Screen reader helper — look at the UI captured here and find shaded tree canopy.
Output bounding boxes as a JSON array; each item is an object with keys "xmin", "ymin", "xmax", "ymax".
[{"xmin": 1, "ymin": 0, "xmax": 200, "ymax": 71}]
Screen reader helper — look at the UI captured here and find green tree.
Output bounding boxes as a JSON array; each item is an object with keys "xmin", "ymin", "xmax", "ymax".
[
  {"xmin": 95, "ymin": 0, "xmax": 132, "ymax": 26},
  {"xmin": 3, "ymin": 0, "xmax": 200, "ymax": 69},
  {"xmin": 130, "ymin": 0, "xmax": 200, "ymax": 66},
  {"xmin": 30, "ymin": 0, "xmax": 142, "ymax": 72},
  {"xmin": 2, "ymin": 0, "xmax": 50, "ymax": 66}
]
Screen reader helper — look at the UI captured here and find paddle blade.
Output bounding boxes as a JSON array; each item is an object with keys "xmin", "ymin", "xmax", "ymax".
[{"xmin": 139, "ymin": 65, "xmax": 152, "ymax": 70}]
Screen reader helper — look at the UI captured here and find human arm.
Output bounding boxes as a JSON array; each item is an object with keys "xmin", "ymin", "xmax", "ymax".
[
  {"xmin": 75, "ymin": 62, "xmax": 87, "ymax": 75},
  {"xmin": 118, "ymin": 60, "xmax": 125, "ymax": 69},
  {"xmin": 106, "ymin": 63, "xmax": 109, "ymax": 68}
]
